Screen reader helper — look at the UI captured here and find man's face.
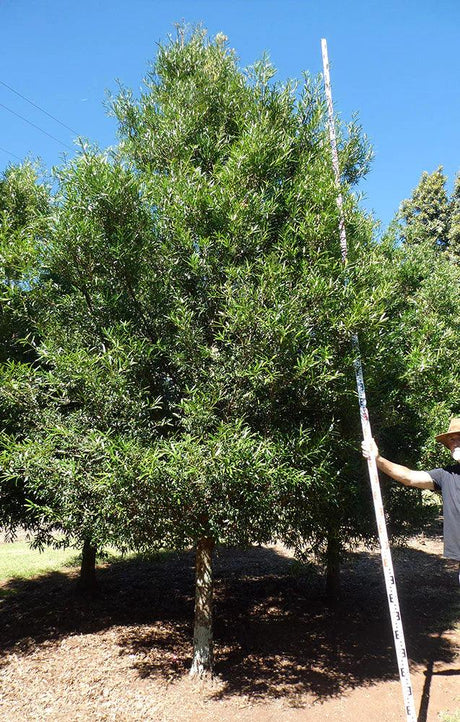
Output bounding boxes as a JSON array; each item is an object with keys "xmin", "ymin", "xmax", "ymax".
[{"xmin": 446, "ymin": 433, "xmax": 460, "ymax": 460}]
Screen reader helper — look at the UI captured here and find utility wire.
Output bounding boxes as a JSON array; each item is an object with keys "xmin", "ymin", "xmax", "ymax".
[
  {"xmin": 0, "ymin": 144, "xmax": 22, "ymax": 162},
  {"xmin": 0, "ymin": 101, "xmax": 74, "ymax": 151},
  {"xmin": 0, "ymin": 78, "xmax": 79, "ymax": 136}
]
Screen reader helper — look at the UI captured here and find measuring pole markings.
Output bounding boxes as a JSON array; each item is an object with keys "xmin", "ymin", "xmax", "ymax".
[{"xmin": 321, "ymin": 39, "xmax": 417, "ymax": 722}]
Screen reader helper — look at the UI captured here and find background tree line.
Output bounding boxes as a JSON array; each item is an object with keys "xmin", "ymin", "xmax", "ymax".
[{"xmin": 1, "ymin": 26, "xmax": 460, "ymax": 676}]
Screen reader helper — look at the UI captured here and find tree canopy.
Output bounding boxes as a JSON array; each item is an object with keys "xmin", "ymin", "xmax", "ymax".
[{"xmin": 1, "ymin": 26, "xmax": 459, "ymax": 674}]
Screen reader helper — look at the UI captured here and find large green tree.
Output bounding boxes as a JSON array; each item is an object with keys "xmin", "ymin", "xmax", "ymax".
[
  {"xmin": 108, "ymin": 26, "xmax": 419, "ymax": 669},
  {"xmin": 0, "ymin": 162, "xmax": 52, "ymax": 536},
  {"xmin": 2, "ymin": 28, "xmax": 453, "ymax": 676},
  {"xmin": 377, "ymin": 166, "xmax": 460, "ymax": 467},
  {"xmin": 0, "ymin": 161, "xmax": 49, "ymax": 362},
  {"xmin": 399, "ymin": 167, "xmax": 450, "ymax": 249},
  {"xmin": 397, "ymin": 166, "xmax": 460, "ymax": 258},
  {"xmin": 0, "ymin": 154, "xmax": 168, "ymax": 589}
]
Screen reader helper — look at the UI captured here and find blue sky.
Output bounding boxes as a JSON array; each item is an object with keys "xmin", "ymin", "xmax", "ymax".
[{"xmin": 1, "ymin": 0, "xmax": 458, "ymax": 230}]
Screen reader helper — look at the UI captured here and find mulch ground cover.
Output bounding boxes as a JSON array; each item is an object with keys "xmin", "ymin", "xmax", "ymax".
[{"xmin": 0, "ymin": 521, "xmax": 458, "ymax": 721}]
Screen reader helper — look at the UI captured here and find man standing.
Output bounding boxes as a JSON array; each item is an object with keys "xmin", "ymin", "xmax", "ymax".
[{"xmin": 362, "ymin": 419, "xmax": 460, "ymax": 583}]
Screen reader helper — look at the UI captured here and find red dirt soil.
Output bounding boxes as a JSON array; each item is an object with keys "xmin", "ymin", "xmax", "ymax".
[{"xmin": 0, "ymin": 527, "xmax": 458, "ymax": 721}]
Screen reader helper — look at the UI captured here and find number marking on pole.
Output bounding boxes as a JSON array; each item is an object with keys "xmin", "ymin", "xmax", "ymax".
[{"xmin": 321, "ymin": 38, "xmax": 417, "ymax": 722}]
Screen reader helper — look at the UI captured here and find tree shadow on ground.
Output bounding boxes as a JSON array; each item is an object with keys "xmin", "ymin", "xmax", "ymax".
[
  {"xmin": 0, "ymin": 534, "xmax": 458, "ymax": 708},
  {"xmin": 211, "ymin": 545, "xmax": 459, "ymax": 705}
]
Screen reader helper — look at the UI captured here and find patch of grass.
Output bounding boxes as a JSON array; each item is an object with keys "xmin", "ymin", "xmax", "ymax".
[
  {"xmin": 106, "ymin": 548, "xmax": 180, "ymax": 564},
  {"xmin": 440, "ymin": 710, "xmax": 460, "ymax": 722},
  {"xmin": 0, "ymin": 540, "xmax": 173, "ymax": 584},
  {"xmin": 0, "ymin": 539, "xmax": 80, "ymax": 582}
]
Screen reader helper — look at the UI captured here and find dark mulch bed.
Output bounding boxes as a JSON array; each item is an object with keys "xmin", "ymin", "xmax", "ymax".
[{"xmin": 0, "ymin": 523, "xmax": 459, "ymax": 721}]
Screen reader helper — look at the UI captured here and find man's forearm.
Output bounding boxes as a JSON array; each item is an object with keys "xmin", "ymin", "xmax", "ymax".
[
  {"xmin": 372, "ymin": 455, "xmax": 434, "ymax": 489},
  {"xmin": 361, "ymin": 438, "xmax": 435, "ymax": 489},
  {"xmin": 374, "ymin": 455, "xmax": 413, "ymax": 485}
]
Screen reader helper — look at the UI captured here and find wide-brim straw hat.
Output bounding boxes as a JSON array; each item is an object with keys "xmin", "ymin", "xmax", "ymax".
[{"xmin": 435, "ymin": 417, "xmax": 460, "ymax": 447}]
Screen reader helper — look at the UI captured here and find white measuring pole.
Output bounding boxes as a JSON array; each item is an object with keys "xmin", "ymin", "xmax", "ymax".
[{"xmin": 321, "ymin": 39, "xmax": 417, "ymax": 722}]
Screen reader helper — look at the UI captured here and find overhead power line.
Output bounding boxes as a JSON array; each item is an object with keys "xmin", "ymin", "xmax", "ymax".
[
  {"xmin": 0, "ymin": 78, "xmax": 79, "ymax": 136},
  {"xmin": 0, "ymin": 144, "xmax": 22, "ymax": 162},
  {"xmin": 0, "ymin": 101, "xmax": 74, "ymax": 151}
]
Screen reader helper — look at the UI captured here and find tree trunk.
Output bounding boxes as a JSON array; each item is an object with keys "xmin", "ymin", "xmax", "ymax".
[
  {"xmin": 77, "ymin": 538, "xmax": 97, "ymax": 592},
  {"xmin": 190, "ymin": 537, "xmax": 215, "ymax": 678},
  {"xmin": 326, "ymin": 530, "xmax": 341, "ymax": 602}
]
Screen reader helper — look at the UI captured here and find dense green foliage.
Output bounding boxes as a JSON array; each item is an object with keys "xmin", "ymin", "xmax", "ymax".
[
  {"xmin": 108, "ymin": 28, "xmax": 389, "ymax": 559},
  {"xmin": 2, "ymin": 27, "xmax": 458, "ymax": 588},
  {"xmin": 0, "ymin": 163, "xmax": 52, "ymax": 534},
  {"xmin": 375, "ymin": 168, "xmax": 460, "ymax": 473},
  {"xmin": 397, "ymin": 166, "xmax": 460, "ymax": 256}
]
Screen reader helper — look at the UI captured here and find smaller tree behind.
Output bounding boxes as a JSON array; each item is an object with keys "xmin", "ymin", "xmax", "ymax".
[{"xmin": 399, "ymin": 167, "xmax": 450, "ymax": 250}]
